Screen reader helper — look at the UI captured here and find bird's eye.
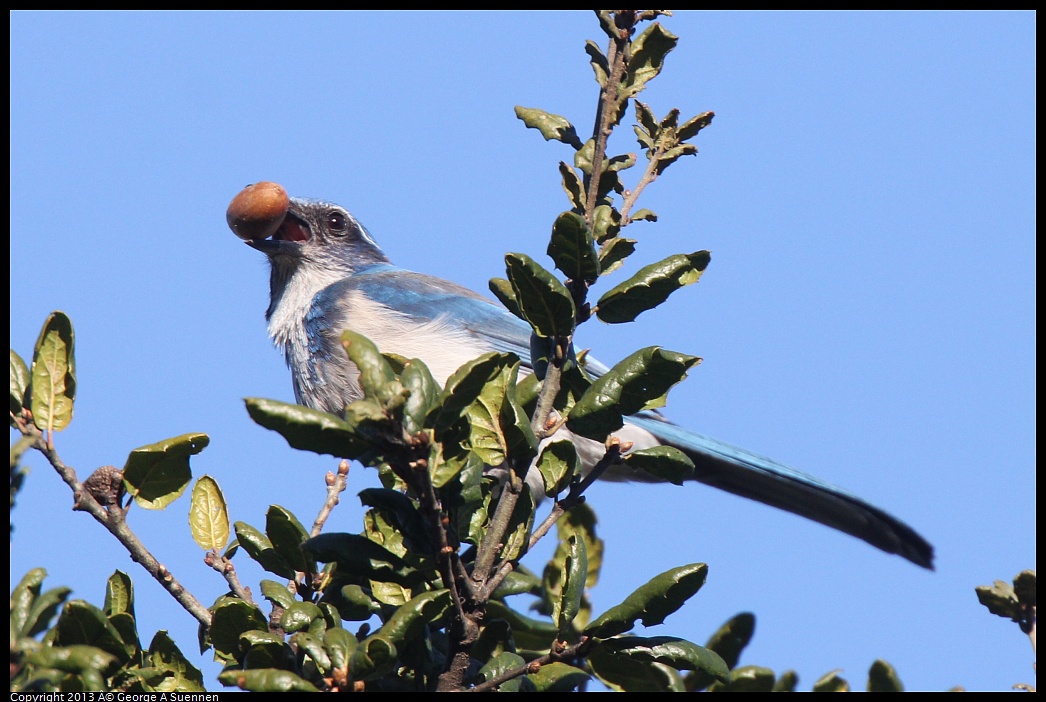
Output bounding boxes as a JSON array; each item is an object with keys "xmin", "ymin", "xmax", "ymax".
[{"xmin": 327, "ymin": 211, "xmax": 348, "ymax": 233}]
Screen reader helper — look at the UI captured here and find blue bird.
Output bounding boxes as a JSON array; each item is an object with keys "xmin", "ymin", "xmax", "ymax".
[{"xmin": 243, "ymin": 196, "xmax": 934, "ymax": 570}]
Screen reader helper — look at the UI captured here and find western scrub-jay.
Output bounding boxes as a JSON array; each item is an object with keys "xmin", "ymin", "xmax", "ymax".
[{"xmin": 243, "ymin": 196, "xmax": 934, "ymax": 569}]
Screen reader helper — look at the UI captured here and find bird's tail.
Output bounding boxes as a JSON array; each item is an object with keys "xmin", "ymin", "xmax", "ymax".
[{"xmin": 624, "ymin": 415, "xmax": 935, "ymax": 569}]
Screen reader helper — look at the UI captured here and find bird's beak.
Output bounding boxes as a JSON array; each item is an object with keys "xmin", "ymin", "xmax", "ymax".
[{"xmin": 246, "ymin": 199, "xmax": 312, "ymax": 255}]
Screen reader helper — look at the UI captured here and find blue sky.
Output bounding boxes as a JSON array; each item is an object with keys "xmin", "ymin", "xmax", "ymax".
[{"xmin": 11, "ymin": 11, "xmax": 1035, "ymax": 692}]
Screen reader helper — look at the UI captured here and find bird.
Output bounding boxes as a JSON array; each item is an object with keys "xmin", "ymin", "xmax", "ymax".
[{"xmin": 242, "ymin": 195, "xmax": 934, "ymax": 570}]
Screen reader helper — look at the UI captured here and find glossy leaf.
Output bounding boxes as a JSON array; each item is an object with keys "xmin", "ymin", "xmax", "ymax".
[
  {"xmin": 324, "ymin": 626, "xmax": 358, "ymax": 672},
  {"xmin": 485, "ymin": 600, "xmax": 558, "ymax": 653},
  {"xmin": 340, "ymin": 330, "xmax": 403, "ymax": 408},
  {"xmin": 29, "ymin": 311, "xmax": 76, "ymax": 433},
  {"xmin": 348, "ymin": 635, "xmax": 398, "ymax": 681},
  {"xmin": 189, "ymin": 476, "xmax": 229, "ymax": 551},
  {"xmin": 527, "ymin": 661, "xmax": 590, "ymax": 692},
  {"xmin": 567, "ymin": 347, "xmax": 699, "ymax": 439},
  {"xmin": 812, "ymin": 669, "xmax": 850, "ymax": 692},
  {"xmin": 773, "ymin": 670, "xmax": 799, "ymax": 692},
  {"xmin": 25, "ymin": 645, "xmax": 118, "ymax": 676},
  {"xmin": 10, "ymin": 348, "xmax": 29, "ymax": 416},
  {"xmin": 596, "ymin": 251, "xmax": 710, "ymax": 324},
  {"xmin": 488, "ymin": 277, "xmax": 525, "ymax": 320},
  {"xmin": 589, "ymin": 648, "xmax": 686, "ymax": 692},
  {"xmin": 704, "ymin": 612, "xmax": 754, "ymax": 671},
  {"xmin": 54, "ymin": 600, "xmax": 131, "ymax": 663},
  {"xmin": 592, "ymin": 204, "xmax": 622, "ymax": 243},
  {"xmin": 146, "ymin": 630, "xmax": 206, "ymax": 692},
  {"xmin": 233, "ymin": 521, "xmax": 295, "ymax": 579},
  {"xmin": 280, "ymin": 601, "xmax": 322, "ymax": 634},
  {"xmin": 598, "ymin": 237, "xmax": 636, "ymax": 275},
  {"xmin": 304, "ymin": 533, "xmax": 417, "ymax": 585},
  {"xmin": 623, "ymin": 445, "xmax": 694, "ymax": 485},
  {"xmin": 558, "ymin": 162, "xmax": 586, "ymax": 211},
  {"xmin": 477, "ymin": 651, "xmax": 531, "ymax": 692},
  {"xmin": 209, "ymin": 597, "xmax": 268, "ymax": 661},
  {"xmin": 623, "ymin": 23, "xmax": 678, "ymax": 98},
  {"xmin": 553, "ymin": 534, "xmax": 587, "ymax": 633},
  {"xmin": 867, "ymin": 659, "xmax": 903, "ymax": 692},
  {"xmin": 291, "ymin": 631, "xmax": 331, "ymax": 674},
  {"xmin": 584, "ymin": 39, "xmax": 609, "ymax": 86},
  {"xmin": 514, "ymin": 106, "xmax": 583, "ymax": 148},
  {"xmin": 547, "ymin": 212, "xmax": 600, "ymax": 284},
  {"xmin": 122, "ymin": 433, "xmax": 207, "ymax": 510},
  {"xmin": 266, "ymin": 505, "xmax": 312, "ymax": 574},
  {"xmin": 244, "ymin": 397, "xmax": 370, "ymax": 460},
  {"xmin": 103, "ymin": 570, "xmax": 134, "ymax": 618},
  {"xmin": 259, "ymin": 580, "xmax": 295, "ymax": 610},
  {"xmin": 10, "ymin": 568, "xmax": 46, "ymax": 635},
  {"xmin": 678, "ymin": 110, "xmax": 715, "ymax": 142},
  {"xmin": 22, "ymin": 585, "xmax": 72, "ymax": 639},
  {"xmin": 536, "ymin": 440, "xmax": 579, "ymax": 498},
  {"xmin": 499, "ymin": 486, "xmax": 535, "ymax": 562},
  {"xmin": 218, "ymin": 668, "xmax": 319, "ymax": 692},
  {"xmin": 586, "ymin": 563, "xmax": 708, "ymax": 638},
  {"xmin": 713, "ymin": 665, "xmax": 776, "ymax": 692},
  {"xmin": 400, "ymin": 357, "xmax": 439, "ymax": 434},
  {"xmin": 505, "ymin": 253, "xmax": 575, "ymax": 339},
  {"xmin": 359, "ymin": 488, "xmax": 431, "ymax": 556},
  {"xmin": 597, "ymin": 635, "xmax": 728, "ymax": 679},
  {"xmin": 376, "ymin": 589, "xmax": 451, "ymax": 647}
]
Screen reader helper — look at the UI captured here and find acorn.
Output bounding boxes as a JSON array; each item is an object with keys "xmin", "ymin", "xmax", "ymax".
[{"xmin": 226, "ymin": 181, "xmax": 289, "ymax": 240}]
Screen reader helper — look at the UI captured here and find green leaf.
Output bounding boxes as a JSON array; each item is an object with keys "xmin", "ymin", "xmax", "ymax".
[
  {"xmin": 359, "ymin": 488, "xmax": 431, "ymax": 556},
  {"xmin": 340, "ymin": 330, "xmax": 403, "ymax": 407},
  {"xmin": 209, "ymin": 597, "xmax": 268, "ymax": 662},
  {"xmin": 29, "ymin": 311, "xmax": 76, "ymax": 433},
  {"xmin": 812, "ymin": 669, "xmax": 850, "ymax": 692},
  {"xmin": 597, "ymin": 237, "xmax": 636, "ymax": 275},
  {"xmin": 596, "ymin": 251, "xmax": 710, "ymax": 324},
  {"xmin": 975, "ymin": 580, "xmax": 1022, "ymax": 621},
  {"xmin": 773, "ymin": 670, "xmax": 799, "ymax": 692},
  {"xmin": 505, "ymin": 253, "xmax": 576, "ymax": 339},
  {"xmin": 623, "ymin": 23, "xmax": 678, "ymax": 98},
  {"xmin": 122, "ymin": 433, "xmax": 207, "ymax": 510},
  {"xmin": 290, "ymin": 631, "xmax": 331, "ymax": 674},
  {"xmin": 547, "ymin": 212, "xmax": 599, "ymax": 284},
  {"xmin": 485, "ymin": 600, "xmax": 558, "ymax": 653},
  {"xmin": 554, "ymin": 535, "xmax": 587, "ymax": 634},
  {"xmin": 586, "ymin": 563, "xmax": 708, "ymax": 639},
  {"xmin": 10, "ymin": 348, "xmax": 29, "ymax": 416},
  {"xmin": 704, "ymin": 612, "xmax": 755, "ymax": 670},
  {"xmin": 146, "ymin": 630, "xmax": 206, "ymax": 692},
  {"xmin": 488, "ymin": 277, "xmax": 525, "ymax": 321},
  {"xmin": 514, "ymin": 106, "xmax": 583, "ymax": 149},
  {"xmin": 259, "ymin": 580, "xmax": 296, "ymax": 610},
  {"xmin": 596, "ymin": 635, "xmax": 728, "ymax": 679},
  {"xmin": 324, "ymin": 627, "xmax": 358, "ymax": 672},
  {"xmin": 584, "ymin": 39, "xmax": 609, "ymax": 87},
  {"xmin": 303, "ymin": 532, "xmax": 418, "ymax": 586},
  {"xmin": 558, "ymin": 162, "xmax": 586, "ymax": 211},
  {"xmin": 334, "ymin": 583, "xmax": 382, "ymax": 620},
  {"xmin": 622, "ymin": 446, "xmax": 694, "ymax": 485},
  {"xmin": 245, "ymin": 397, "xmax": 371, "ymax": 459},
  {"xmin": 234, "ymin": 521, "xmax": 296, "ymax": 579},
  {"xmin": 400, "ymin": 358, "xmax": 439, "ymax": 434},
  {"xmin": 589, "ymin": 648, "xmax": 686, "ymax": 692},
  {"xmin": 189, "ymin": 476, "xmax": 229, "ymax": 551},
  {"xmin": 108, "ymin": 610, "xmax": 141, "ymax": 661},
  {"xmin": 280, "ymin": 601, "xmax": 322, "ymax": 634},
  {"xmin": 22, "ymin": 585, "xmax": 72, "ymax": 639},
  {"xmin": 1014, "ymin": 570, "xmax": 1036, "ymax": 607},
  {"xmin": 499, "ymin": 486, "xmax": 535, "ymax": 562},
  {"xmin": 266, "ymin": 505, "xmax": 312, "ymax": 574},
  {"xmin": 713, "ymin": 665, "xmax": 776, "ymax": 692},
  {"xmin": 10, "ymin": 567, "xmax": 46, "ymax": 635},
  {"xmin": 592, "ymin": 204, "xmax": 622, "ymax": 244},
  {"xmin": 54, "ymin": 600, "xmax": 131, "ymax": 663},
  {"xmin": 375, "ymin": 589, "xmax": 451, "ymax": 647},
  {"xmin": 567, "ymin": 347, "xmax": 699, "ymax": 439},
  {"xmin": 535, "ymin": 440, "xmax": 579, "ymax": 498},
  {"xmin": 25, "ymin": 644, "xmax": 118, "ymax": 676},
  {"xmin": 218, "ymin": 668, "xmax": 319, "ymax": 692},
  {"xmin": 477, "ymin": 651, "xmax": 531, "ymax": 692},
  {"xmin": 867, "ymin": 659, "xmax": 903, "ymax": 692},
  {"xmin": 677, "ymin": 111, "xmax": 715, "ymax": 142},
  {"xmin": 527, "ymin": 661, "xmax": 590, "ymax": 692},
  {"xmin": 348, "ymin": 635, "xmax": 398, "ymax": 681},
  {"xmin": 103, "ymin": 570, "xmax": 134, "ymax": 618},
  {"xmin": 630, "ymin": 208, "xmax": 658, "ymax": 223}
]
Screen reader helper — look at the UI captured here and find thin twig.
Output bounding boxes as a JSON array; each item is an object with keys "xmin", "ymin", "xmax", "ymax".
[
  {"xmin": 465, "ymin": 637, "xmax": 591, "ymax": 693},
  {"xmin": 22, "ymin": 422, "xmax": 212, "ymax": 627},
  {"xmin": 310, "ymin": 459, "xmax": 349, "ymax": 538},
  {"xmin": 205, "ymin": 551, "xmax": 254, "ymax": 603}
]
